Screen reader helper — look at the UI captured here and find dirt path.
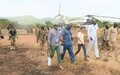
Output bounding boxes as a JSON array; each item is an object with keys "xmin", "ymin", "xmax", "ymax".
[{"xmin": 0, "ymin": 35, "xmax": 120, "ymax": 75}]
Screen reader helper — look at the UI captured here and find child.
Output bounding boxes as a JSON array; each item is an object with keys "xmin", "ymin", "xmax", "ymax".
[{"xmin": 74, "ymin": 27, "xmax": 87, "ymax": 61}]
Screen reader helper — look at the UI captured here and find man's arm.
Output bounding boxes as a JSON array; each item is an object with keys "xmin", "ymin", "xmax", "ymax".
[
  {"xmin": 95, "ymin": 24, "xmax": 99, "ymax": 35},
  {"xmin": 15, "ymin": 29, "xmax": 18, "ymax": 39},
  {"xmin": 59, "ymin": 34, "xmax": 63, "ymax": 45},
  {"xmin": 106, "ymin": 28, "xmax": 111, "ymax": 41},
  {"xmin": 60, "ymin": 28, "xmax": 66, "ymax": 45},
  {"xmin": 47, "ymin": 31, "xmax": 52, "ymax": 48},
  {"xmin": 87, "ymin": 26, "xmax": 92, "ymax": 40}
]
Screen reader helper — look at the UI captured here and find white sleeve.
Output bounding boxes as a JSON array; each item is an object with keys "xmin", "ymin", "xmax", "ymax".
[
  {"xmin": 87, "ymin": 25, "xmax": 91, "ymax": 38},
  {"xmin": 96, "ymin": 24, "xmax": 99, "ymax": 29}
]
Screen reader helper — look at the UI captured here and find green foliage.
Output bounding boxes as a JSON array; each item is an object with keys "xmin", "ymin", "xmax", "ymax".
[
  {"xmin": 45, "ymin": 21, "xmax": 52, "ymax": 27},
  {"xmin": 0, "ymin": 19, "xmax": 10, "ymax": 29},
  {"xmin": 0, "ymin": 19, "xmax": 21, "ymax": 29},
  {"xmin": 72, "ymin": 23, "xmax": 79, "ymax": 28},
  {"xmin": 92, "ymin": 17, "xmax": 111, "ymax": 28},
  {"xmin": 35, "ymin": 23, "xmax": 41, "ymax": 28},
  {"xmin": 59, "ymin": 22, "xmax": 65, "ymax": 26},
  {"xmin": 98, "ymin": 21, "xmax": 111, "ymax": 28}
]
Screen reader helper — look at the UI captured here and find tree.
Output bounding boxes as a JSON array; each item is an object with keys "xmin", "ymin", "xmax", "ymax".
[
  {"xmin": 45, "ymin": 21, "xmax": 52, "ymax": 27},
  {"xmin": 98, "ymin": 21, "xmax": 110, "ymax": 28},
  {"xmin": 0, "ymin": 19, "xmax": 21, "ymax": 29},
  {"xmin": 0, "ymin": 19, "xmax": 10, "ymax": 29}
]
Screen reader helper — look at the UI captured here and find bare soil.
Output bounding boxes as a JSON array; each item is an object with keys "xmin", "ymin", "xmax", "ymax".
[{"xmin": 0, "ymin": 33, "xmax": 120, "ymax": 75}]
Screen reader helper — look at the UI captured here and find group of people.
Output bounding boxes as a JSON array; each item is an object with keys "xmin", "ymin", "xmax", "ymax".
[
  {"xmin": 101, "ymin": 22, "xmax": 119, "ymax": 61},
  {"xmin": 0, "ymin": 19, "xmax": 119, "ymax": 70},
  {"xmin": 46, "ymin": 19, "xmax": 119, "ymax": 69}
]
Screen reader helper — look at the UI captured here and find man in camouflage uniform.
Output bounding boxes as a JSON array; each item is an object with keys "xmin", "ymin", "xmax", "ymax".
[
  {"xmin": 35, "ymin": 26, "xmax": 40, "ymax": 43},
  {"xmin": 45, "ymin": 27, "xmax": 49, "ymax": 41},
  {"xmin": 109, "ymin": 23, "xmax": 118, "ymax": 60},
  {"xmin": 37, "ymin": 26, "xmax": 47, "ymax": 54},
  {"xmin": 8, "ymin": 24, "xmax": 17, "ymax": 50},
  {"xmin": 100, "ymin": 24, "xmax": 111, "ymax": 61},
  {"xmin": 101, "ymin": 24, "xmax": 111, "ymax": 50},
  {"xmin": 0, "ymin": 28, "xmax": 4, "ymax": 40}
]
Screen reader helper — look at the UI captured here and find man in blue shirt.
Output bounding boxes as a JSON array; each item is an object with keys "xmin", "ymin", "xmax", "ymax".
[{"xmin": 61, "ymin": 24, "xmax": 76, "ymax": 64}]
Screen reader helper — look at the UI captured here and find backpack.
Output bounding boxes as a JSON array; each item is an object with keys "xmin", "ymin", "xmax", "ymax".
[{"xmin": 9, "ymin": 29, "xmax": 16, "ymax": 36}]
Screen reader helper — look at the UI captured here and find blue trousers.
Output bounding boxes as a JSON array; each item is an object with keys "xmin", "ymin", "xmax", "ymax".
[{"xmin": 61, "ymin": 44, "xmax": 75, "ymax": 62}]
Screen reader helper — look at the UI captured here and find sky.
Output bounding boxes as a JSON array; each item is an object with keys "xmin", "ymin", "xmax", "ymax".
[{"xmin": 0, "ymin": 0, "xmax": 120, "ymax": 18}]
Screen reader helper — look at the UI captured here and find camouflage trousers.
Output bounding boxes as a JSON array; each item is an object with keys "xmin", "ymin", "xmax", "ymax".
[
  {"xmin": 9, "ymin": 36, "xmax": 16, "ymax": 50},
  {"xmin": 10, "ymin": 36, "xmax": 16, "ymax": 46},
  {"xmin": 103, "ymin": 40, "xmax": 118, "ymax": 61},
  {"xmin": 39, "ymin": 40, "xmax": 46, "ymax": 54},
  {"xmin": 35, "ymin": 34, "xmax": 38, "ymax": 43},
  {"xmin": 110, "ymin": 41, "xmax": 118, "ymax": 58},
  {"xmin": 100, "ymin": 40, "xmax": 110, "ymax": 51}
]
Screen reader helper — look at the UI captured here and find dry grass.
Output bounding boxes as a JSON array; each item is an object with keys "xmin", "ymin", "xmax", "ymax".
[{"xmin": 0, "ymin": 29, "xmax": 120, "ymax": 75}]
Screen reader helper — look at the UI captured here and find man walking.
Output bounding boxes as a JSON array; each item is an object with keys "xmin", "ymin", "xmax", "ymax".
[
  {"xmin": 74, "ymin": 27, "xmax": 87, "ymax": 61},
  {"xmin": 48, "ymin": 24, "xmax": 64, "ymax": 69},
  {"xmin": 101, "ymin": 24, "xmax": 111, "ymax": 61},
  {"xmin": 101, "ymin": 24, "xmax": 111, "ymax": 51},
  {"xmin": 109, "ymin": 23, "xmax": 118, "ymax": 59},
  {"xmin": 8, "ymin": 24, "xmax": 17, "ymax": 50},
  {"xmin": 61, "ymin": 24, "xmax": 76, "ymax": 64},
  {"xmin": 0, "ymin": 28, "xmax": 4, "ymax": 39},
  {"xmin": 37, "ymin": 26, "xmax": 47, "ymax": 55},
  {"xmin": 87, "ymin": 20, "xmax": 100, "ymax": 59}
]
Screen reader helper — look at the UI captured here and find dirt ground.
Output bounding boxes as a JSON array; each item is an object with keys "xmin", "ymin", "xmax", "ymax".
[{"xmin": 0, "ymin": 33, "xmax": 120, "ymax": 75}]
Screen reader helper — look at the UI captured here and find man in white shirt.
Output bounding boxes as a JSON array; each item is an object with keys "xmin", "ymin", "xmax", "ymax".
[{"xmin": 87, "ymin": 20, "xmax": 100, "ymax": 59}]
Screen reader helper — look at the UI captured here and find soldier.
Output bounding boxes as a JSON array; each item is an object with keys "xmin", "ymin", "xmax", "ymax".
[
  {"xmin": 8, "ymin": 26, "xmax": 17, "ymax": 50},
  {"xmin": 101, "ymin": 24, "xmax": 111, "ymax": 50},
  {"xmin": 109, "ymin": 23, "xmax": 118, "ymax": 59},
  {"xmin": 37, "ymin": 26, "xmax": 47, "ymax": 54},
  {"xmin": 0, "ymin": 28, "xmax": 4, "ymax": 40},
  {"xmin": 7, "ymin": 24, "xmax": 15, "ymax": 40},
  {"xmin": 100, "ymin": 24, "xmax": 111, "ymax": 61},
  {"xmin": 46, "ymin": 27, "xmax": 49, "ymax": 41},
  {"xmin": 35, "ymin": 26, "xmax": 39, "ymax": 43}
]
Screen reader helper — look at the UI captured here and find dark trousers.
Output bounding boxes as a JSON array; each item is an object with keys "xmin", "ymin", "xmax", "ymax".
[{"xmin": 75, "ymin": 44, "xmax": 87, "ymax": 60}]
